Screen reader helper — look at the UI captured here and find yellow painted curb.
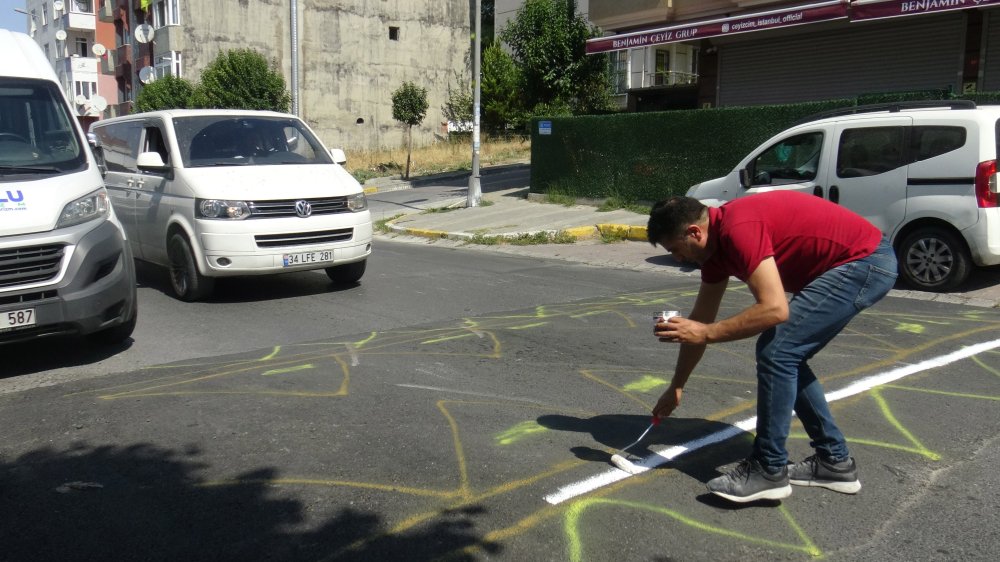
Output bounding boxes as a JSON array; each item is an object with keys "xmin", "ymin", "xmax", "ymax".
[
  {"xmin": 564, "ymin": 226, "xmax": 599, "ymax": 239},
  {"xmin": 363, "ymin": 186, "xmax": 379, "ymax": 195},
  {"xmin": 596, "ymin": 224, "xmax": 648, "ymax": 242}
]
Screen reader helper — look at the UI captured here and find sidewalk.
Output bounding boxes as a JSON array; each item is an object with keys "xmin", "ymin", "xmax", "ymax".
[
  {"xmin": 371, "ymin": 167, "xmax": 1000, "ymax": 308},
  {"xmin": 384, "ymin": 186, "xmax": 650, "ymax": 242}
]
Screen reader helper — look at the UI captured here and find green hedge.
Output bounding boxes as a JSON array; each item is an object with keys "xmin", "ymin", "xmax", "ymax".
[{"xmin": 530, "ymin": 94, "xmax": 1000, "ymax": 203}]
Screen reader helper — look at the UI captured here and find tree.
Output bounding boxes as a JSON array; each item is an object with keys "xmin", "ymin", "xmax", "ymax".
[
  {"xmin": 188, "ymin": 49, "xmax": 291, "ymax": 112},
  {"xmin": 499, "ymin": 0, "xmax": 613, "ymax": 116},
  {"xmin": 441, "ymin": 73, "xmax": 473, "ymax": 137},
  {"xmin": 134, "ymin": 75, "xmax": 196, "ymax": 112},
  {"xmin": 481, "ymin": 41, "xmax": 524, "ymax": 134},
  {"xmin": 391, "ymin": 81, "xmax": 429, "ymax": 179}
]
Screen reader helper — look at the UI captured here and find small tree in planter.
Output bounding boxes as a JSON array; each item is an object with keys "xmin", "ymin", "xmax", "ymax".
[{"xmin": 391, "ymin": 81, "xmax": 429, "ymax": 179}]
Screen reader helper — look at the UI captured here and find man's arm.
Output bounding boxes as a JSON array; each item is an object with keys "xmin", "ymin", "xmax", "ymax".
[
  {"xmin": 658, "ymin": 257, "xmax": 788, "ymax": 346},
  {"xmin": 652, "ymin": 278, "xmax": 727, "ymax": 418}
]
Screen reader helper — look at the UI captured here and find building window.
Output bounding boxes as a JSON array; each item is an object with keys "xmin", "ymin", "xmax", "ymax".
[
  {"xmin": 154, "ymin": 51, "xmax": 182, "ymax": 78},
  {"xmin": 75, "ymin": 37, "xmax": 89, "ymax": 58},
  {"xmin": 152, "ymin": 0, "xmax": 181, "ymax": 27},
  {"xmin": 41, "ymin": 4, "xmax": 48, "ymax": 27},
  {"xmin": 389, "ymin": 26, "xmax": 400, "ymax": 41},
  {"xmin": 73, "ymin": 1, "xmax": 94, "ymax": 13},
  {"xmin": 612, "ymin": 50, "xmax": 628, "ymax": 94},
  {"xmin": 75, "ymin": 80, "xmax": 97, "ymax": 99},
  {"xmin": 43, "ymin": 43, "xmax": 51, "ymax": 60}
]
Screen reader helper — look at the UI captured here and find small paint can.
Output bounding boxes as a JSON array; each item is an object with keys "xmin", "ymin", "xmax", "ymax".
[{"xmin": 655, "ymin": 310, "xmax": 679, "ymax": 323}]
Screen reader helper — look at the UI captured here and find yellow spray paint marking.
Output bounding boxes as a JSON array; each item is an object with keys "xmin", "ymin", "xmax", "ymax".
[
  {"xmin": 972, "ymin": 356, "xmax": 1000, "ymax": 379},
  {"xmin": 259, "ymin": 346, "xmax": 281, "ymax": 361},
  {"xmin": 564, "ymin": 498, "xmax": 822, "ymax": 561},
  {"xmin": 895, "ymin": 322, "xmax": 925, "ymax": 334},
  {"xmin": 421, "ymin": 332, "xmax": 475, "ymax": 344},
  {"xmin": 507, "ymin": 322, "xmax": 549, "ymax": 330},
  {"xmin": 871, "ymin": 388, "xmax": 941, "ymax": 461},
  {"xmin": 622, "ymin": 375, "xmax": 668, "ymax": 393},
  {"xmin": 495, "ymin": 420, "xmax": 548, "ymax": 445},
  {"xmin": 261, "ymin": 364, "xmax": 314, "ymax": 376},
  {"xmin": 885, "ymin": 383, "xmax": 1000, "ymax": 401}
]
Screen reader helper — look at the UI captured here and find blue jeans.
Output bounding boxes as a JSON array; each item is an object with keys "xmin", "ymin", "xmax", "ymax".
[{"xmin": 753, "ymin": 237, "xmax": 897, "ymax": 470}]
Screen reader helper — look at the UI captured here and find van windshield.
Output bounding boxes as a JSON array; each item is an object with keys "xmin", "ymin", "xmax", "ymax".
[
  {"xmin": 173, "ymin": 115, "xmax": 335, "ymax": 168},
  {"xmin": 0, "ymin": 78, "xmax": 87, "ymax": 180}
]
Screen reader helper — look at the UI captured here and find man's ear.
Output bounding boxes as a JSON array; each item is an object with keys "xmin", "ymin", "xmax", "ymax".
[{"xmin": 688, "ymin": 224, "xmax": 705, "ymax": 241}]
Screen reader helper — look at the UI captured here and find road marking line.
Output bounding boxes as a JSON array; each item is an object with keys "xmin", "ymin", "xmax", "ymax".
[{"xmin": 544, "ymin": 338, "xmax": 1000, "ymax": 505}]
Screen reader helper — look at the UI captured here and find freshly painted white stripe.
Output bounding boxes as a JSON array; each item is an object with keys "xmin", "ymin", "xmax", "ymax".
[{"xmin": 544, "ymin": 338, "xmax": 1000, "ymax": 505}]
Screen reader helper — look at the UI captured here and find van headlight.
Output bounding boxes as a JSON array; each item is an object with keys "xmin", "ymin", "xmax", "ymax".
[
  {"xmin": 347, "ymin": 192, "xmax": 368, "ymax": 212},
  {"xmin": 56, "ymin": 188, "xmax": 110, "ymax": 228},
  {"xmin": 197, "ymin": 199, "xmax": 250, "ymax": 220}
]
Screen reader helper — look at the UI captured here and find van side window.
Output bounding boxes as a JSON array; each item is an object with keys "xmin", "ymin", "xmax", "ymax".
[
  {"xmin": 836, "ymin": 127, "xmax": 906, "ymax": 178},
  {"xmin": 911, "ymin": 126, "xmax": 965, "ymax": 162},
  {"xmin": 749, "ymin": 132, "xmax": 822, "ymax": 185},
  {"xmin": 94, "ymin": 122, "xmax": 142, "ymax": 172},
  {"xmin": 143, "ymin": 125, "xmax": 169, "ymax": 165}
]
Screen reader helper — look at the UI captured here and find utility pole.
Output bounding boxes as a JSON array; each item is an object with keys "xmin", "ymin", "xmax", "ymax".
[{"xmin": 467, "ymin": 0, "xmax": 482, "ymax": 207}]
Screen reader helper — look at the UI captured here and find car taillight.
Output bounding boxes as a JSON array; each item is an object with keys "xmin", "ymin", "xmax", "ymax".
[{"xmin": 975, "ymin": 159, "xmax": 998, "ymax": 208}]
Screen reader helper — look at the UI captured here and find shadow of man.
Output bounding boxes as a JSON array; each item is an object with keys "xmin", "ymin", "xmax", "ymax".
[{"xmin": 536, "ymin": 413, "xmax": 753, "ymax": 488}]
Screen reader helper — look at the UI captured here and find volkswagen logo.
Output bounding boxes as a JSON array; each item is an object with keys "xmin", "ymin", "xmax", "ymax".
[{"xmin": 294, "ymin": 200, "xmax": 313, "ymax": 217}]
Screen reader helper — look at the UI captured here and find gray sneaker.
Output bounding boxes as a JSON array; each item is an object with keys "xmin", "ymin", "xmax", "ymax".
[
  {"xmin": 706, "ymin": 457, "xmax": 792, "ymax": 503},
  {"xmin": 788, "ymin": 454, "xmax": 861, "ymax": 494}
]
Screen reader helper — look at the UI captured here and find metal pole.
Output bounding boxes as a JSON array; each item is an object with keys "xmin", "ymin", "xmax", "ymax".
[
  {"xmin": 467, "ymin": 0, "xmax": 482, "ymax": 207},
  {"xmin": 290, "ymin": 0, "xmax": 300, "ymax": 116}
]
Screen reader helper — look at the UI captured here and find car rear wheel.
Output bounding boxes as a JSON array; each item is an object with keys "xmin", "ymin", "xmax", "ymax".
[
  {"xmin": 897, "ymin": 227, "xmax": 971, "ymax": 292},
  {"xmin": 168, "ymin": 233, "xmax": 215, "ymax": 301},
  {"xmin": 325, "ymin": 260, "xmax": 366, "ymax": 285}
]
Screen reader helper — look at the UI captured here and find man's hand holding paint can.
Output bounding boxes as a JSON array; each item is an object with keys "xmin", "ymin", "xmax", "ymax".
[{"xmin": 654, "ymin": 310, "xmax": 680, "ymax": 338}]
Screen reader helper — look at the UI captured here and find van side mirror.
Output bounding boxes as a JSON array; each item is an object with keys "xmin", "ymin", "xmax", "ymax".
[
  {"xmin": 330, "ymin": 148, "xmax": 347, "ymax": 165},
  {"xmin": 739, "ymin": 168, "xmax": 751, "ymax": 188},
  {"xmin": 88, "ymin": 134, "xmax": 107, "ymax": 177},
  {"xmin": 136, "ymin": 151, "xmax": 169, "ymax": 171}
]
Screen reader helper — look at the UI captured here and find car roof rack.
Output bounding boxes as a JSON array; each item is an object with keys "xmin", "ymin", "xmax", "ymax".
[{"xmin": 792, "ymin": 99, "xmax": 977, "ymax": 126}]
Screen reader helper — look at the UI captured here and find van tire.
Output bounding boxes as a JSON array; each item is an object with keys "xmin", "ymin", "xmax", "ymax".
[
  {"xmin": 325, "ymin": 260, "xmax": 366, "ymax": 285},
  {"xmin": 897, "ymin": 227, "xmax": 971, "ymax": 292},
  {"xmin": 168, "ymin": 233, "xmax": 215, "ymax": 301}
]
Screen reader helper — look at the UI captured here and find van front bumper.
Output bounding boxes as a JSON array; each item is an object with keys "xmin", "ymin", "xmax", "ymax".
[{"xmin": 0, "ymin": 220, "xmax": 137, "ymax": 345}]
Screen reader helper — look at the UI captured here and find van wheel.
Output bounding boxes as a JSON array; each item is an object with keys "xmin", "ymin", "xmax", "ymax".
[
  {"xmin": 897, "ymin": 227, "xmax": 971, "ymax": 292},
  {"xmin": 325, "ymin": 260, "xmax": 366, "ymax": 285},
  {"xmin": 168, "ymin": 233, "xmax": 215, "ymax": 301}
]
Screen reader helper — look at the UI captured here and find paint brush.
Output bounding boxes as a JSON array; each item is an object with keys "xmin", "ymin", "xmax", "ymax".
[{"xmin": 609, "ymin": 416, "xmax": 659, "ymax": 475}]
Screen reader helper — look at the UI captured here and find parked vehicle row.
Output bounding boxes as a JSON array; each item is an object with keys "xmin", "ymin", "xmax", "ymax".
[
  {"xmin": 686, "ymin": 100, "xmax": 1000, "ymax": 292},
  {"xmin": 1, "ymin": 31, "xmax": 372, "ymax": 347}
]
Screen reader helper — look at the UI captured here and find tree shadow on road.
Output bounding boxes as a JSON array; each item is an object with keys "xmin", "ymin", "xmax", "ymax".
[{"xmin": 0, "ymin": 442, "xmax": 499, "ymax": 561}]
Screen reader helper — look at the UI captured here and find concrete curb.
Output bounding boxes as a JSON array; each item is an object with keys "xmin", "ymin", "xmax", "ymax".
[{"xmin": 386, "ymin": 221, "xmax": 648, "ymax": 243}]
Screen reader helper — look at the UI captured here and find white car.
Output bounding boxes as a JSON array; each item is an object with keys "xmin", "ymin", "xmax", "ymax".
[{"xmin": 687, "ymin": 100, "xmax": 1000, "ymax": 292}]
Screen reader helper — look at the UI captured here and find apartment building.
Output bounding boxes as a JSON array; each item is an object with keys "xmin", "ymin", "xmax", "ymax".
[
  {"xmin": 587, "ymin": 0, "xmax": 1000, "ymax": 112},
  {"xmin": 23, "ymin": 0, "xmax": 472, "ymax": 149}
]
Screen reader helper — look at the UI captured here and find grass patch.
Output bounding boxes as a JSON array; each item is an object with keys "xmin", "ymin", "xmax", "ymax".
[
  {"xmin": 420, "ymin": 206, "xmax": 461, "ymax": 214},
  {"xmin": 599, "ymin": 227, "xmax": 629, "ymax": 243},
  {"xmin": 467, "ymin": 230, "xmax": 576, "ymax": 246},
  {"xmin": 344, "ymin": 136, "xmax": 530, "ymax": 183},
  {"xmin": 374, "ymin": 213, "xmax": 405, "ymax": 234}
]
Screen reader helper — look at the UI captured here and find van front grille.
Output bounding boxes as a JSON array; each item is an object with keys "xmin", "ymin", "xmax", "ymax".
[
  {"xmin": 255, "ymin": 228, "xmax": 354, "ymax": 248},
  {"xmin": 0, "ymin": 245, "xmax": 65, "ymax": 288},
  {"xmin": 248, "ymin": 197, "xmax": 350, "ymax": 218}
]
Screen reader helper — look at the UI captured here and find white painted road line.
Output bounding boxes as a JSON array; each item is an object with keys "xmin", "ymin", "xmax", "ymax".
[{"xmin": 544, "ymin": 338, "xmax": 1000, "ymax": 505}]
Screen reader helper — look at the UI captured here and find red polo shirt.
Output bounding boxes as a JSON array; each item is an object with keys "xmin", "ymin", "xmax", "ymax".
[{"xmin": 701, "ymin": 191, "xmax": 882, "ymax": 293}]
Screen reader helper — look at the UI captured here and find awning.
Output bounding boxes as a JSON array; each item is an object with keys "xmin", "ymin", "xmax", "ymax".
[
  {"xmin": 585, "ymin": 1, "xmax": 848, "ymax": 55},
  {"xmin": 851, "ymin": 0, "xmax": 1000, "ymax": 21}
]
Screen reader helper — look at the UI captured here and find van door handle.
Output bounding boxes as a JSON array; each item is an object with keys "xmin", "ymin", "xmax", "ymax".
[
  {"xmin": 812, "ymin": 185, "xmax": 824, "ymax": 197},
  {"xmin": 829, "ymin": 185, "xmax": 840, "ymax": 204},
  {"xmin": 126, "ymin": 178, "xmax": 134, "ymax": 188}
]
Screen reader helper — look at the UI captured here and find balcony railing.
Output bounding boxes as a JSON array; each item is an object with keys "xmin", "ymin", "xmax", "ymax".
[
  {"xmin": 101, "ymin": 48, "xmax": 116, "ymax": 74},
  {"xmin": 649, "ymin": 70, "xmax": 698, "ymax": 87},
  {"xmin": 63, "ymin": 10, "xmax": 96, "ymax": 31},
  {"xmin": 114, "ymin": 43, "xmax": 132, "ymax": 79}
]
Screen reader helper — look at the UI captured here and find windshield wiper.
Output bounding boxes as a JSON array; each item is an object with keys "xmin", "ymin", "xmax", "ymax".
[{"xmin": 0, "ymin": 164, "xmax": 61, "ymax": 174}]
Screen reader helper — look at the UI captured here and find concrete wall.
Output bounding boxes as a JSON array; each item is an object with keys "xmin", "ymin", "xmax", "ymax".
[{"xmin": 172, "ymin": 0, "xmax": 471, "ymax": 151}]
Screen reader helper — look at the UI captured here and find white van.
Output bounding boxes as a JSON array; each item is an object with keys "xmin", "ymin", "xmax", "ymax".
[
  {"xmin": 686, "ymin": 101, "xmax": 1000, "ymax": 292},
  {"xmin": 89, "ymin": 109, "xmax": 373, "ymax": 301},
  {"xmin": 0, "ymin": 30, "xmax": 137, "ymax": 345}
]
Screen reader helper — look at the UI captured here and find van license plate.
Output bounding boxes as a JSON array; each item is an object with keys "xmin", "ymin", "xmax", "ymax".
[
  {"xmin": 2, "ymin": 308, "xmax": 35, "ymax": 331},
  {"xmin": 283, "ymin": 251, "xmax": 334, "ymax": 267}
]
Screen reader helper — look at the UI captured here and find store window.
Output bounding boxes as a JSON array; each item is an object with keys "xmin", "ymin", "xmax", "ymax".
[{"xmin": 612, "ymin": 51, "xmax": 628, "ymax": 95}]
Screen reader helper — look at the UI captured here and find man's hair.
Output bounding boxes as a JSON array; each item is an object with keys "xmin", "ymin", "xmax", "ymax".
[{"xmin": 646, "ymin": 196, "xmax": 708, "ymax": 246}]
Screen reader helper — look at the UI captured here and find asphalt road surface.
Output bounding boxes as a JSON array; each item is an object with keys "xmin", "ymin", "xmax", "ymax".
[{"xmin": 1, "ymin": 239, "xmax": 999, "ymax": 561}]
